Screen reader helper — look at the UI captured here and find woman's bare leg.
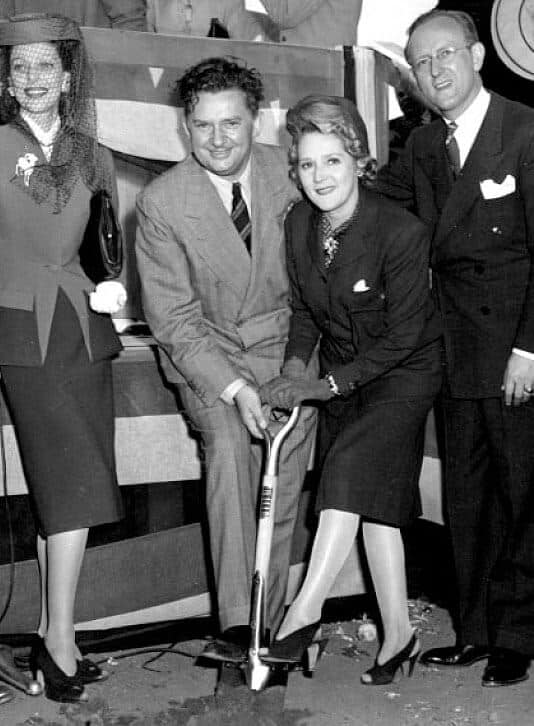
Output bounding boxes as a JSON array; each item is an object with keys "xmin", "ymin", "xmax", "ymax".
[
  {"xmin": 276, "ymin": 509, "xmax": 360, "ymax": 640},
  {"xmin": 42, "ymin": 528, "xmax": 88, "ymax": 676},
  {"xmin": 361, "ymin": 521, "xmax": 415, "ymax": 667}
]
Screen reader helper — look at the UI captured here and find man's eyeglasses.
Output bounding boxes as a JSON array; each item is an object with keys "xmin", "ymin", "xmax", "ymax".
[{"xmin": 411, "ymin": 45, "xmax": 472, "ymax": 74}]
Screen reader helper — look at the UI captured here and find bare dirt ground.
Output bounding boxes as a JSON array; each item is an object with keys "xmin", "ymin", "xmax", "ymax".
[{"xmin": 2, "ymin": 601, "xmax": 533, "ymax": 726}]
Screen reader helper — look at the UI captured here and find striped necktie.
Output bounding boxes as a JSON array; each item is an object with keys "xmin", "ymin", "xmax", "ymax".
[
  {"xmin": 231, "ymin": 182, "xmax": 251, "ymax": 254},
  {"xmin": 445, "ymin": 121, "xmax": 461, "ymax": 179}
]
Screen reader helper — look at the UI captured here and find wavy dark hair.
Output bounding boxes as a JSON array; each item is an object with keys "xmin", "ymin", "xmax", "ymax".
[
  {"xmin": 0, "ymin": 13, "xmax": 96, "ymax": 136},
  {"xmin": 178, "ymin": 56, "xmax": 264, "ymax": 117},
  {"xmin": 0, "ymin": 36, "xmax": 94, "ymax": 133},
  {"xmin": 286, "ymin": 94, "xmax": 377, "ymax": 188}
]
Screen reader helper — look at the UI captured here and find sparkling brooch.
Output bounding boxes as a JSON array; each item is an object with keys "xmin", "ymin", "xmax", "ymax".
[{"xmin": 323, "ymin": 235, "xmax": 339, "ymax": 268}]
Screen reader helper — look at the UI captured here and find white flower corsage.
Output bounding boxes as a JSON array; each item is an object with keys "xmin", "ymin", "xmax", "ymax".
[
  {"xmin": 15, "ymin": 153, "xmax": 39, "ymax": 187},
  {"xmin": 89, "ymin": 281, "xmax": 127, "ymax": 314}
]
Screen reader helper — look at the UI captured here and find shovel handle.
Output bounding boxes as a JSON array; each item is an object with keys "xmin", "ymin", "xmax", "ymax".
[{"xmin": 262, "ymin": 407, "xmax": 300, "ymax": 477}]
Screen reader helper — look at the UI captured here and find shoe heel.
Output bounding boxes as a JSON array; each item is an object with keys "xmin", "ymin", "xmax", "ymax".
[
  {"xmin": 33, "ymin": 667, "xmax": 44, "ymax": 691},
  {"xmin": 304, "ymin": 638, "xmax": 328, "ymax": 676},
  {"xmin": 361, "ymin": 633, "xmax": 420, "ymax": 686},
  {"xmin": 305, "ymin": 643, "xmax": 320, "ymax": 673},
  {"xmin": 407, "ymin": 651, "xmax": 419, "ymax": 678}
]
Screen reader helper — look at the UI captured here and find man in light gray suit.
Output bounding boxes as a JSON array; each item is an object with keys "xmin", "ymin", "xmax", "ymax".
[{"xmin": 136, "ymin": 57, "xmax": 315, "ymax": 667}]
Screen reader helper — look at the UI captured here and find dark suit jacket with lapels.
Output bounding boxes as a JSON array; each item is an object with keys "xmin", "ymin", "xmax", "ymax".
[
  {"xmin": 283, "ymin": 187, "xmax": 442, "ymax": 398},
  {"xmin": 377, "ymin": 93, "xmax": 534, "ymax": 398}
]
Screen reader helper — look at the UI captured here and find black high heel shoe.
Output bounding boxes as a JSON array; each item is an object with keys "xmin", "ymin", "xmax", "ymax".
[
  {"xmin": 361, "ymin": 633, "xmax": 420, "ymax": 686},
  {"xmin": 263, "ymin": 622, "xmax": 326, "ymax": 672},
  {"xmin": 31, "ymin": 640, "xmax": 87, "ymax": 703}
]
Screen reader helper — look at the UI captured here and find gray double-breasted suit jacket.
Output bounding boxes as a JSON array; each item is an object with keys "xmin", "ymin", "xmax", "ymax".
[
  {"xmin": 136, "ymin": 144, "xmax": 297, "ymax": 406},
  {"xmin": 136, "ymin": 143, "xmax": 315, "ymax": 631}
]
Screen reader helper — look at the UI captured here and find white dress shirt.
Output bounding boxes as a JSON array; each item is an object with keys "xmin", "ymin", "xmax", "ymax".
[
  {"xmin": 444, "ymin": 87, "xmax": 490, "ymax": 168},
  {"xmin": 205, "ymin": 161, "xmax": 253, "ymax": 403},
  {"xmin": 205, "ymin": 161, "xmax": 252, "ymax": 215}
]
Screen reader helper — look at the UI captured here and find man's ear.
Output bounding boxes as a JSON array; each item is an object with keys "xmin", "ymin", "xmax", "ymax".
[
  {"xmin": 470, "ymin": 42, "xmax": 485, "ymax": 72},
  {"xmin": 182, "ymin": 115, "xmax": 191, "ymax": 138},
  {"xmin": 252, "ymin": 112, "xmax": 261, "ymax": 140}
]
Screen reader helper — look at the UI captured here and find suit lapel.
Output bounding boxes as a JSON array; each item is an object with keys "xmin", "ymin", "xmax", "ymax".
[
  {"xmin": 328, "ymin": 187, "xmax": 375, "ymax": 273},
  {"xmin": 301, "ymin": 188, "xmax": 375, "ymax": 284},
  {"xmin": 305, "ymin": 211, "xmax": 327, "ymax": 280},
  {"xmin": 246, "ymin": 147, "xmax": 291, "ymax": 296},
  {"xmin": 182, "ymin": 159, "xmax": 251, "ymax": 297},
  {"xmin": 422, "ymin": 121, "xmax": 455, "ymax": 218},
  {"xmin": 434, "ymin": 95, "xmax": 505, "ymax": 245}
]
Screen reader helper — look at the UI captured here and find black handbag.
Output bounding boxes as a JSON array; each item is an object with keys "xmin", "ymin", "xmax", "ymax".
[{"xmin": 79, "ymin": 189, "xmax": 123, "ymax": 284}]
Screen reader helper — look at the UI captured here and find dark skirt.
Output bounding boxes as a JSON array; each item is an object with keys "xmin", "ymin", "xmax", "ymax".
[
  {"xmin": 0, "ymin": 289, "xmax": 124, "ymax": 536},
  {"xmin": 315, "ymin": 339, "xmax": 442, "ymax": 527}
]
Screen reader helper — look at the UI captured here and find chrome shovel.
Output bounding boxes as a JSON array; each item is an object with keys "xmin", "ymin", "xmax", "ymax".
[{"xmin": 246, "ymin": 407, "xmax": 300, "ymax": 691}]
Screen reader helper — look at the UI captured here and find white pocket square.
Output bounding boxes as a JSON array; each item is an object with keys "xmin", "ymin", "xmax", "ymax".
[
  {"xmin": 480, "ymin": 174, "xmax": 516, "ymax": 199},
  {"xmin": 353, "ymin": 279, "xmax": 370, "ymax": 292}
]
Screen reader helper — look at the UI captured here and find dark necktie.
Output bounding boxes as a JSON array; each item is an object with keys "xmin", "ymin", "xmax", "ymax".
[
  {"xmin": 231, "ymin": 182, "xmax": 251, "ymax": 254},
  {"xmin": 445, "ymin": 121, "xmax": 461, "ymax": 179}
]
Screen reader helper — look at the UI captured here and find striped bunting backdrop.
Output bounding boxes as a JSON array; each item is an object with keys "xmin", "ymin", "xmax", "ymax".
[
  {"xmin": 0, "ymin": 34, "xmax": 441, "ymax": 632},
  {"xmin": 82, "ymin": 28, "xmax": 346, "ymax": 160}
]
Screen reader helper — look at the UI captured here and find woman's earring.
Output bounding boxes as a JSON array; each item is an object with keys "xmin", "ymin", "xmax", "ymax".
[
  {"xmin": 7, "ymin": 86, "xmax": 14, "ymax": 96},
  {"xmin": 61, "ymin": 73, "xmax": 71, "ymax": 94}
]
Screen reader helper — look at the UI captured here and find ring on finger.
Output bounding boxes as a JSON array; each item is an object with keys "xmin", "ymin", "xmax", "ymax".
[{"xmin": 524, "ymin": 386, "xmax": 533, "ymax": 394}]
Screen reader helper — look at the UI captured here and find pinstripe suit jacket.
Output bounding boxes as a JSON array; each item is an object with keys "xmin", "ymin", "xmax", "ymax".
[{"xmin": 377, "ymin": 93, "xmax": 534, "ymax": 397}]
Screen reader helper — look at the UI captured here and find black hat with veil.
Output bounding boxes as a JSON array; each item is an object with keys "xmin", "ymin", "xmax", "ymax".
[{"xmin": 0, "ymin": 13, "xmax": 112, "ymax": 212}]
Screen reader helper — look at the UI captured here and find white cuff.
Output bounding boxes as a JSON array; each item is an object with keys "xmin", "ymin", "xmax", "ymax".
[
  {"xmin": 512, "ymin": 347, "xmax": 534, "ymax": 361},
  {"xmin": 220, "ymin": 378, "xmax": 248, "ymax": 405}
]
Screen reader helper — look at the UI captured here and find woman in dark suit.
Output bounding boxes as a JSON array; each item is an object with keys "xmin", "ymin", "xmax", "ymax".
[
  {"xmin": 261, "ymin": 95, "xmax": 442, "ymax": 684},
  {"xmin": 0, "ymin": 14, "xmax": 125, "ymax": 702}
]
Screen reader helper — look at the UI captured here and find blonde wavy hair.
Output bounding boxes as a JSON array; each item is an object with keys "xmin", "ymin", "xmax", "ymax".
[{"xmin": 286, "ymin": 95, "xmax": 377, "ymax": 188}]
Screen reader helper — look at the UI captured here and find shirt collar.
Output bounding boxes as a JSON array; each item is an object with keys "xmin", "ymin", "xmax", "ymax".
[
  {"xmin": 444, "ymin": 87, "xmax": 490, "ymax": 165},
  {"xmin": 450, "ymin": 87, "xmax": 490, "ymax": 130},
  {"xmin": 204, "ymin": 156, "xmax": 252, "ymax": 212},
  {"xmin": 21, "ymin": 111, "xmax": 61, "ymax": 148}
]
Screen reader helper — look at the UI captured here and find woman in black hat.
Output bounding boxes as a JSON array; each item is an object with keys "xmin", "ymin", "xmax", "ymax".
[{"xmin": 0, "ymin": 13, "xmax": 125, "ymax": 702}]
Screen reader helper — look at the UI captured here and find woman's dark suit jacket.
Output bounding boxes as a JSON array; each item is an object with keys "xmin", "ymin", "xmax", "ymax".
[{"xmin": 284, "ymin": 186, "xmax": 442, "ymax": 398}]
